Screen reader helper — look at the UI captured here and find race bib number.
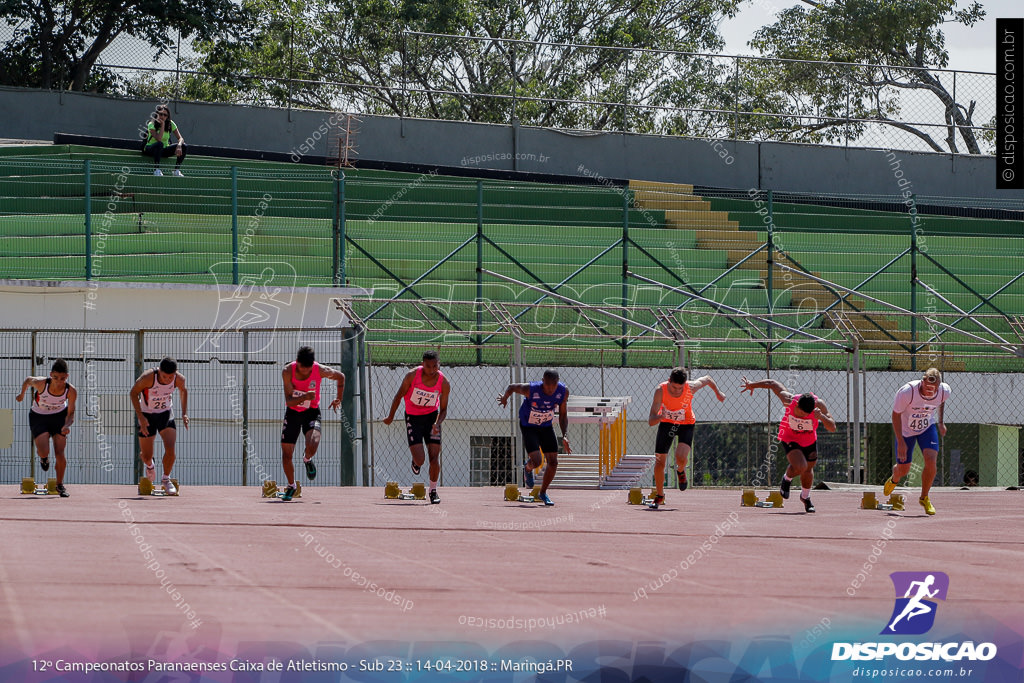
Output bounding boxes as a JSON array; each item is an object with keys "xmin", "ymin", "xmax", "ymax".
[
  {"xmin": 788, "ymin": 414, "xmax": 813, "ymax": 432},
  {"xmin": 293, "ymin": 388, "xmax": 311, "ymax": 410},
  {"xmin": 410, "ymin": 387, "xmax": 437, "ymax": 407},
  {"xmin": 148, "ymin": 396, "xmax": 171, "ymax": 411},
  {"xmin": 662, "ymin": 408, "xmax": 688, "ymax": 422},
  {"xmin": 907, "ymin": 411, "xmax": 932, "ymax": 432},
  {"xmin": 527, "ymin": 409, "xmax": 554, "ymax": 425}
]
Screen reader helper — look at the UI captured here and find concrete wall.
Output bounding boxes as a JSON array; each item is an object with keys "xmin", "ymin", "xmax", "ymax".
[{"xmin": 3, "ymin": 87, "xmax": 1021, "ymax": 200}]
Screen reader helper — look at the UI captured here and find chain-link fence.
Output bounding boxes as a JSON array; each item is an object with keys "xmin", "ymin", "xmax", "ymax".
[
  {"xmin": 0, "ymin": 328, "xmax": 361, "ymax": 488},
  {"xmin": 357, "ymin": 327, "xmax": 1023, "ymax": 492},
  {"xmin": 2, "ymin": 325, "xmax": 1020, "ymax": 490},
  {"xmin": 0, "ymin": 24, "xmax": 995, "ymax": 155}
]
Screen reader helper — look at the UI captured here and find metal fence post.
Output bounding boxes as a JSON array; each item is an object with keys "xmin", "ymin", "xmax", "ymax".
[
  {"xmin": 621, "ymin": 189, "xmax": 629, "ymax": 366},
  {"xmin": 622, "ymin": 53, "xmax": 630, "ymax": 133},
  {"xmin": 174, "ymin": 30, "xmax": 182, "ymax": 104},
  {"xmin": 231, "ymin": 166, "xmax": 239, "ymax": 285},
  {"xmin": 241, "ymin": 329, "xmax": 249, "ymax": 486},
  {"xmin": 29, "ymin": 331, "xmax": 38, "ymax": 478},
  {"xmin": 852, "ymin": 336, "xmax": 861, "ymax": 483},
  {"xmin": 766, "ymin": 189, "xmax": 774, "ymax": 371},
  {"xmin": 133, "ymin": 330, "xmax": 144, "ymax": 482},
  {"xmin": 733, "ymin": 57, "xmax": 740, "ymax": 140},
  {"xmin": 910, "ymin": 195, "xmax": 918, "ymax": 371},
  {"xmin": 84, "ymin": 160, "xmax": 92, "ymax": 280},
  {"xmin": 333, "ymin": 173, "xmax": 345, "ymax": 285},
  {"xmin": 358, "ymin": 331, "xmax": 370, "ymax": 486},
  {"xmin": 477, "ymin": 180, "xmax": 484, "ymax": 365}
]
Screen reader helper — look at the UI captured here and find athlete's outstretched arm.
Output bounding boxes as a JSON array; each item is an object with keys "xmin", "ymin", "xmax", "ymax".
[
  {"xmin": 739, "ymin": 376, "xmax": 792, "ymax": 405},
  {"xmin": 175, "ymin": 373, "xmax": 190, "ymax": 429},
  {"xmin": 129, "ymin": 371, "xmax": 154, "ymax": 433},
  {"xmin": 433, "ymin": 378, "xmax": 451, "ymax": 433},
  {"xmin": 319, "ymin": 365, "xmax": 346, "ymax": 412},
  {"xmin": 648, "ymin": 386, "xmax": 664, "ymax": 426},
  {"xmin": 63, "ymin": 385, "xmax": 78, "ymax": 434},
  {"xmin": 558, "ymin": 389, "xmax": 572, "ymax": 454},
  {"xmin": 382, "ymin": 371, "xmax": 413, "ymax": 424},
  {"xmin": 497, "ymin": 383, "xmax": 530, "ymax": 408},
  {"xmin": 15, "ymin": 376, "xmax": 46, "ymax": 401},
  {"xmin": 691, "ymin": 375, "xmax": 726, "ymax": 402},
  {"xmin": 815, "ymin": 398, "xmax": 837, "ymax": 432}
]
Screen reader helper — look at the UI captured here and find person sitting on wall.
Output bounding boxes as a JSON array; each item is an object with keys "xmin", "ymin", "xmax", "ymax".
[{"xmin": 143, "ymin": 104, "xmax": 187, "ymax": 176}]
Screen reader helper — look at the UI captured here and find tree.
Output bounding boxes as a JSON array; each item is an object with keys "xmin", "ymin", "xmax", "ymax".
[
  {"xmin": 0, "ymin": 0, "xmax": 247, "ymax": 91},
  {"xmin": 182, "ymin": 0, "xmax": 744, "ymax": 132},
  {"xmin": 748, "ymin": 0, "xmax": 987, "ymax": 153}
]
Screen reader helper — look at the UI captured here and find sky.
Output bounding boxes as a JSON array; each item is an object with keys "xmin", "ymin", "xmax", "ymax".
[{"xmin": 719, "ymin": 0, "xmax": 1015, "ymax": 74}]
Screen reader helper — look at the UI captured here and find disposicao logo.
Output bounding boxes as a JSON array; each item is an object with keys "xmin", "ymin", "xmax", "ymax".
[
  {"xmin": 882, "ymin": 571, "xmax": 949, "ymax": 635},
  {"xmin": 832, "ymin": 572, "xmax": 997, "ymax": 662}
]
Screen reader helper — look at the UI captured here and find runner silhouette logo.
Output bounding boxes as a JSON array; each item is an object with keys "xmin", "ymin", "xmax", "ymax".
[{"xmin": 882, "ymin": 571, "xmax": 949, "ymax": 635}]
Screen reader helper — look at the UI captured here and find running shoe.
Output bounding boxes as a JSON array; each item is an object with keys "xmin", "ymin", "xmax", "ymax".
[
  {"xmin": 540, "ymin": 491, "xmax": 554, "ymax": 506},
  {"xmin": 411, "ymin": 461, "xmax": 421, "ymax": 475},
  {"xmin": 145, "ymin": 463, "xmax": 156, "ymax": 481},
  {"xmin": 40, "ymin": 457, "xmax": 50, "ymax": 472},
  {"xmin": 56, "ymin": 483, "xmax": 69, "ymax": 498},
  {"xmin": 801, "ymin": 495, "xmax": 815, "ymax": 513},
  {"xmin": 153, "ymin": 168, "xmax": 163, "ymax": 176},
  {"xmin": 429, "ymin": 489, "xmax": 440, "ymax": 504},
  {"xmin": 172, "ymin": 169, "xmax": 184, "ymax": 177},
  {"xmin": 282, "ymin": 484, "xmax": 297, "ymax": 501},
  {"xmin": 919, "ymin": 496, "xmax": 936, "ymax": 515},
  {"xmin": 162, "ymin": 478, "xmax": 177, "ymax": 495},
  {"xmin": 649, "ymin": 493, "xmax": 666, "ymax": 509},
  {"xmin": 304, "ymin": 458, "xmax": 317, "ymax": 480},
  {"xmin": 676, "ymin": 469, "xmax": 688, "ymax": 491},
  {"xmin": 523, "ymin": 463, "xmax": 534, "ymax": 488},
  {"xmin": 780, "ymin": 477, "xmax": 792, "ymax": 499},
  {"xmin": 883, "ymin": 476, "xmax": 897, "ymax": 497}
]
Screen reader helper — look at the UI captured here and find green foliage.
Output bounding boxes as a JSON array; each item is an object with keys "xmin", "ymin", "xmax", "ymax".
[
  {"xmin": 0, "ymin": 0, "xmax": 247, "ymax": 91},
  {"xmin": 748, "ymin": 0, "xmax": 987, "ymax": 152},
  {"xmin": 180, "ymin": 0, "xmax": 743, "ymax": 131}
]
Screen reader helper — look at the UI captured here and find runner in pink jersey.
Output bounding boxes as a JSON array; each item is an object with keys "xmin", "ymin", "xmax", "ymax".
[
  {"xmin": 740, "ymin": 376, "xmax": 836, "ymax": 513},
  {"xmin": 279, "ymin": 346, "xmax": 345, "ymax": 501},
  {"xmin": 382, "ymin": 350, "xmax": 451, "ymax": 504}
]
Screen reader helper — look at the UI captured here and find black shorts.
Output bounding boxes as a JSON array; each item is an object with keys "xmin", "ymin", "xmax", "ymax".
[
  {"xmin": 281, "ymin": 407, "xmax": 321, "ymax": 444},
  {"xmin": 781, "ymin": 441, "xmax": 818, "ymax": 461},
  {"xmin": 139, "ymin": 411, "xmax": 176, "ymax": 438},
  {"xmin": 405, "ymin": 412, "xmax": 441, "ymax": 446},
  {"xmin": 520, "ymin": 423, "xmax": 559, "ymax": 455},
  {"xmin": 30, "ymin": 409, "xmax": 67, "ymax": 439},
  {"xmin": 655, "ymin": 422, "xmax": 695, "ymax": 454}
]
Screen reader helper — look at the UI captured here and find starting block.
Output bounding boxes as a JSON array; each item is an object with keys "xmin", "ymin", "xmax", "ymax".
[
  {"xmin": 741, "ymin": 489, "xmax": 784, "ymax": 508},
  {"xmin": 139, "ymin": 477, "xmax": 180, "ymax": 496},
  {"xmin": 385, "ymin": 481, "xmax": 425, "ymax": 500},
  {"xmin": 627, "ymin": 488, "xmax": 657, "ymax": 506},
  {"xmin": 504, "ymin": 483, "xmax": 543, "ymax": 503},
  {"xmin": 861, "ymin": 492, "xmax": 903, "ymax": 511},
  {"xmin": 20, "ymin": 477, "xmax": 58, "ymax": 495},
  {"xmin": 261, "ymin": 480, "xmax": 300, "ymax": 499}
]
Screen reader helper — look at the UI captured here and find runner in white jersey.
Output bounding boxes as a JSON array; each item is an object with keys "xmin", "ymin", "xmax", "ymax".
[
  {"xmin": 885, "ymin": 367, "xmax": 950, "ymax": 515},
  {"xmin": 16, "ymin": 358, "xmax": 77, "ymax": 497},
  {"xmin": 130, "ymin": 357, "xmax": 189, "ymax": 495}
]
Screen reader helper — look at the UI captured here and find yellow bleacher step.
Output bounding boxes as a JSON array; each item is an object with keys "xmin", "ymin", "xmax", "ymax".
[{"xmin": 628, "ymin": 179, "xmax": 695, "ymax": 193}]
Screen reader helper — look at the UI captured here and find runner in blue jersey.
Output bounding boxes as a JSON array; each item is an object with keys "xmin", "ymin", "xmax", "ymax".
[{"xmin": 497, "ymin": 370, "xmax": 572, "ymax": 506}]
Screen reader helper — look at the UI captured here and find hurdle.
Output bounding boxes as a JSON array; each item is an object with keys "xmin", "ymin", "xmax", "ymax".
[{"xmin": 564, "ymin": 395, "xmax": 632, "ymax": 481}]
